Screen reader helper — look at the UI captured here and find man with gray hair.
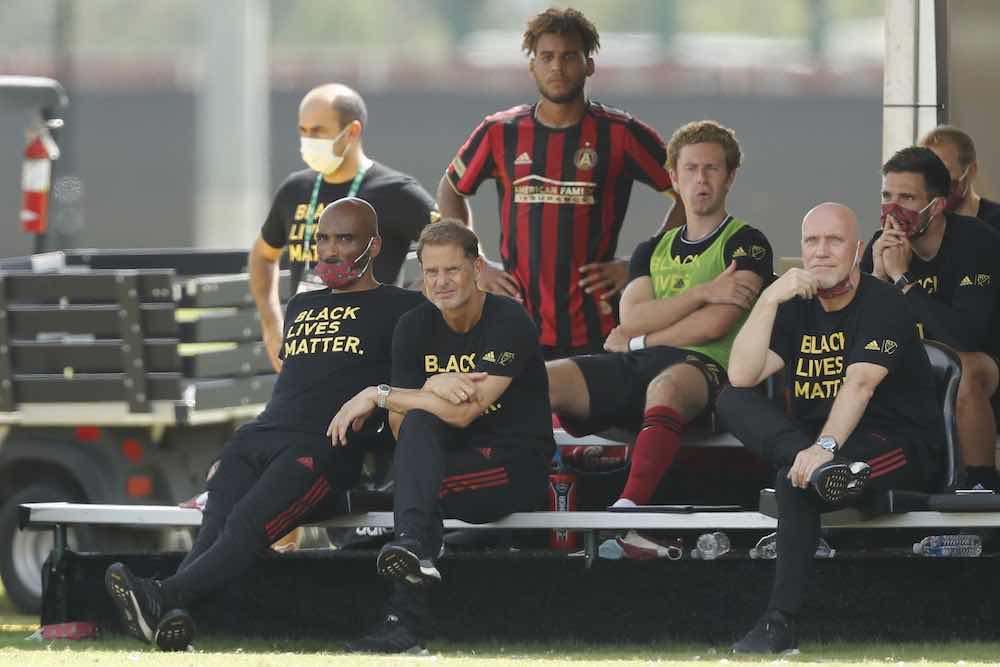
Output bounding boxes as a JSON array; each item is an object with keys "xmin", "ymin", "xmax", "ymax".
[{"xmin": 718, "ymin": 203, "xmax": 942, "ymax": 653}]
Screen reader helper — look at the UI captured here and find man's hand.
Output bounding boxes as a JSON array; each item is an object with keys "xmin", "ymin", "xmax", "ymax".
[
  {"xmin": 788, "ymin": 443, "xmax": 835, "ymax": 489},
  {"xmin": 870, "ymin": 220, "xmax": 905, "ymax": 281},
  {"xmin": 699, "ymin": 261, "xmax": 761, "ymax": 309},
  {"xmin": 327, "ymin": 387, "xmax": 378, "ymax": 447},
  {"xmin": 261, "ymin": 317, "xmax": 284, "ymax": 373},
  {"xmin": 579, "ymin": 259, "xmax": 630, "ymax": 300},
  {"xmin": 603, "ymin": 325, "xmax": 630, "ymax": 353},
  {"xmin": 763, "ymin": 267, "xmax": 818, "ymax": 305},
  {"xmin": 879, "ymin": 221, "xmax": 912, "ymax": 281},
  {"xmin": 424, "ymin": 372, "xmax": 488, "ymax": 405},
  {"xmin": 478, "ymin": 260, "xmax": 522, "ymax": 301}
]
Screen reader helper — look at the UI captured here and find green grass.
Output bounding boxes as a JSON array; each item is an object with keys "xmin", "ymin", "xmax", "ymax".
[{"xmin": 3, "ymin": 584, "xmax": 1000, "ymax": 665}]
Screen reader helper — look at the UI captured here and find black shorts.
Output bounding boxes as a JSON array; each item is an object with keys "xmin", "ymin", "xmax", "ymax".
[{"xmin": 562, "ymin": 346, "xmax": 726, "ymax": 435}]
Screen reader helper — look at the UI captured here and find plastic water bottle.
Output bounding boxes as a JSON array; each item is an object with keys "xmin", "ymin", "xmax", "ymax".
[
  {"xmin": 912, "ymin": 534, "xmax": 982, "ymax": 557},
  {"xmin": 598, "ymin": 537, "xmax": 625, "ymax": 560},
  {"xmin": 690, "ymin": 531, "xmax": 731, "ymax": 560},
  {"xmin": 749, "ymin": 532, "xmax": 836, "ymax": 559}
]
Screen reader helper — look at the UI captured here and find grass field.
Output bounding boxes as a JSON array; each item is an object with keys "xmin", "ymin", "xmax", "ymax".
[{"xmin": 2, "ymin": 582, "xmax": 999, "ymax": 665}]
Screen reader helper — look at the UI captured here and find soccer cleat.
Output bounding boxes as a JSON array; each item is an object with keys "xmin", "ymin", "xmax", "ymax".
[
  {"xmin": 154, "ymin": 608, "xmax": 195, "ymax": 652},
  {"xmin": 810, "ymin": 459, "xmax": 871, "ymax": 503},
  {"xmin": 344, "ymin": 613, "xmax": 428, "ymax": 655},
  {"xmin": 104, "ymin": 562, "xmax": 164, "ymax": 644},
  {"xmin": 377, "ymin": 538, "xmax": 441, "ymax": 585},
  {"xmin": 731, "ymin": 609, "xmax": 799, "ymax": 655},
  {"xmin": 615, "ymin": 530, "xmax": 683, "ymax": 561}
]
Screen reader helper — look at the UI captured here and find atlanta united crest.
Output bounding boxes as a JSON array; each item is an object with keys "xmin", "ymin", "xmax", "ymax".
[{"xmin": 574, "ymin": 146, "xmax": 598, "ymax": 170}]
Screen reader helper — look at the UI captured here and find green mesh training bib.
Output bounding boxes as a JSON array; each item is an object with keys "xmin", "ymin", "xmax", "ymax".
[{"xmin": 648, "ymin": 217, "xmax": 749, "ymax": 368}]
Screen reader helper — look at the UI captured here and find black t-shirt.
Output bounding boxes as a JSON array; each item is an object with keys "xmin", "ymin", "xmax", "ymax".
[
  {"xmin": 391, "ymin": 294, "xmax": 555, "ymax": 456},
  {"xmin": 254, "ymin": 284, "xmax": 425, "ymax": 436},
  {"xmin": 978, "ymin": 197, "xmax": 1000, "ymax": 231},
  {"xmin": 260, "ymin": 162, "xmax": 438, "ymax": 290},
  {"xmin": 860, "ymin": 213, "xmax": 1000, "ymax": 353},
  {"xmin": 770, "ymin": 274, "xmax": 942, "ymax": 470},
  {"xmin": 629, "ymin": 217, "xmax": 774, "ymax": 283}
]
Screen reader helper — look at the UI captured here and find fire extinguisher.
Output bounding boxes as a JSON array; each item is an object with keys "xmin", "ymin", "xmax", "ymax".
[{"xmin": 20, "ymin": 121, "xmax": 61, "ymax": 237}]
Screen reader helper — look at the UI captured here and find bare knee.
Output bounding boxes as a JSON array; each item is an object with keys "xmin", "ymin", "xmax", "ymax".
[
  {"xmin": 645, "ymin": 364, "xmax": 708, "ymax": 421},
  {"xmin": 546, "ymin": 359, "xmax": 590, "ymax": 416},
  {"xmin": 958, "ymin": 352, "xmax": 999, "ymax": 398}
]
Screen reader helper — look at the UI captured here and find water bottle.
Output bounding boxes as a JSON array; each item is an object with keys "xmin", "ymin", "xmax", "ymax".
[
  {"xmin": 598, "ymin": 537, "xmax": 625, "ymax": 560},
  {"xmin": 749, "ymin": 532, "xmax": 836, "ymax": 559},
  {"xmin": 690, "ymin": 531, "xmax": 731, "ymax": 560},
  {"xmin": 912, "ymin": 534, "xmax": 982, "ymax": 557}
]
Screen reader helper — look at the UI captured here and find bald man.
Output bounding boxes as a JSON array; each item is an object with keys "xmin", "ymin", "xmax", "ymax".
[
  {"xmin": 105, "ymin": 199, "xmax": 425, "ymax": 652},
  {"xmin": 251, "ymin": 83, "xmax": 438, "ymax": 371},
  {"xmin": 717, "ymin": 203, "xmax": 943, "ymax": 654}
]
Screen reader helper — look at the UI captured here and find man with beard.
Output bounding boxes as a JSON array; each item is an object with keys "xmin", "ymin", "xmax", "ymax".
[
  {"xmin": 919, "ymin": 125, "xmax": 1000, "ymax": 230},
  {"xmin": 251, "ymin": 83, "xmax": 437, "ymax": 372},
  {"xmin": 718, "ymin": 203, "xmax": 942, "ymax": 653},
  {"xmin": 861, "ymin": 146, "xmax": 1000, "ymax": 490},
  {"xmin": 104, "ymin": 199, "xmax": 425, "ymax": 651},
  {"xmin": 437, "ymin": 7, "xmax": 684, "ymax": 359}
]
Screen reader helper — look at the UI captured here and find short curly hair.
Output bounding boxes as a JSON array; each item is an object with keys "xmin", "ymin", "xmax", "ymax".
[
  {"xmin": 522, "ymin": 7, "xmax": 600, "ymax": 57},
  {"xmin": 667, "ymin": 120, "xmax": 742, "ymax": 173}
]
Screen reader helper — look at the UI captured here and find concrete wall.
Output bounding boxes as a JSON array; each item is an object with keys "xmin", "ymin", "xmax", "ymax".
[{"xmin": 1, "ymin": 90, "xmax": 884, "ymax": 263}]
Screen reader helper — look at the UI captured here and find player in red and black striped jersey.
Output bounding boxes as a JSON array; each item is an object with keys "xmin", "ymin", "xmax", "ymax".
[{"xmin": 437, "ymin": 7, "xmax": 684, "ymax": 359}]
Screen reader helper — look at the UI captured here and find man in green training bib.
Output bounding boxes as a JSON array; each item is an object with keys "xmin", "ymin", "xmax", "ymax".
[{"xmin": 548, "ymin": 120, "xmax": 774, "ymax": 558}]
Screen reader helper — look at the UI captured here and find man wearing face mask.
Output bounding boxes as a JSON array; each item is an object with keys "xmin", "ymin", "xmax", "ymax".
[
  {"xmin": 919, "ymin": 125, "xmax": 1000, "ymax": 230},
  {"xmin": 251, "ymin": 83, "xmax": 438, "ymax": 372},
  {"xmin": 105, "ymin": 199, "xmax": 425, "ymax": 652},
  {"xmin": 718, "ymin": 203, "xmax": 943, "ymax": 654},
  {"xmin": 861, "ymin": 146, "xmax": 1000, "ymax": 491}
]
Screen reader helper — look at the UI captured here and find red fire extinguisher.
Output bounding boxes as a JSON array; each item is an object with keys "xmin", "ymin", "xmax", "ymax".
[{"xmin": 20, "ymin": 122, "xmax": 60, "ymax": 235}]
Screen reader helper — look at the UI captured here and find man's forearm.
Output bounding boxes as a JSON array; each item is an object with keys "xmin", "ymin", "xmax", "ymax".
[
  {"xmin": 386, "ymin": 386, "xmax": 481, "ymax": 429},
  {"xmin": 249, "ymin": 250, "xmax": 282, "ymax": 325},
  {"xmin": 644, "ymin": 304, "xmax": 741, "ymax": 349},
  {"xmin": 619, "ymin": 286, "xmax": 705, "ymax": 337},
  {"xmin": 727, "ymin": 298, "xmax": 779, "ymax": 387},
  {"xmin": 816, "ymin": 378, "xmax": 873, "ymax": 445},
  {"xmin": 436, "ymin": 176, "xmax": 473, "ymax": 228}
]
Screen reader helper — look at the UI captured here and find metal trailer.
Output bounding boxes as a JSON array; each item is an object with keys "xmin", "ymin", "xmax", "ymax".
[{"xmin": 0, "ymin": 248, "xmax": 288, "ymax": 613}]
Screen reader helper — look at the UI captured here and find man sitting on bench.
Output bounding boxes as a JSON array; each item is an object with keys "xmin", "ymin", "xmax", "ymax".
[
  {"xmin": 328, "ymin": 220, "xmax": 553, "ymax": 654},
  {"xmin": 718, "ymin": 202, "xmax": 943, "ymax": 654},
  {"xmin": 104, "ymin": 198, "xmax": 425, "ymax": 651},
  {"xmin": 862, "ymin": 146, "xmax": 1000, "ymax": 491},
  {"xmin": 546, "ymin": 120, "xmax": 773, "ymax": 557}
]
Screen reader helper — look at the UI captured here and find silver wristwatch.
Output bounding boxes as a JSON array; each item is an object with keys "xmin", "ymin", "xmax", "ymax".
[
  {"xmin": 376, "ymin": 384, "xmax": 391, "ymax": 409},
  {"xmin": 816, "ymin": 435, "xmax": 839, "ymax": 454}
]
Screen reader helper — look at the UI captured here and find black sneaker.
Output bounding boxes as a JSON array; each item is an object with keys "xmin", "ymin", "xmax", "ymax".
[
  {"xmin": 105, "ymin": 562, "xmax": 164, "ymax": 644},
  {"xmin": 345, "ymin": 613, "xmax": 428, "ymax": 655},
  {"xmin": 731, "ymin": 610, "xmax": 799, "ymax": 654},
  {"xmin": 154, "ymin": 608, "xmax": 195, "ymax": 652},
  {"xmin": 377, "ymin": 538, "xmax": 441, "ymax": 586},
  {"xmin": 811, "ymin": 459, "xmax": 871, "ymax": 503}
]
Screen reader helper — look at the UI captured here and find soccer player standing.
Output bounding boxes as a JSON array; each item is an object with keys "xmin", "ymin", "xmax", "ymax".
[{"xmin": 437, "ymin": 8, "xmax": 684, "ymax": 359}]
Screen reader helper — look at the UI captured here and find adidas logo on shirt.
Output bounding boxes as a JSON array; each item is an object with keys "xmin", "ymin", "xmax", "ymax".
[
  {"xmin": 732, "ymin": 247, "xmax": 747, "ymax": 258},
  {"xmin": 960, "ymin": 275, "xmax": 973, "ymax": 286},
  {"xmin": 514, "ymin": 152, "xmax": 532, "ymax": 166},
  {"xmin": 482, "ymin": 351, "xmax": 497, "ymax": 362},
  {"xmin": 865, "ymin": 340, "xmax": 881, "ymax": 351}
]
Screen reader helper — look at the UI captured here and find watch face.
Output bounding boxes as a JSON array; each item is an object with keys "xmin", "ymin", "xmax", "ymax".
[{"xmin": 817, "ymin": 437, "xmax": 837, "ymax": 452}]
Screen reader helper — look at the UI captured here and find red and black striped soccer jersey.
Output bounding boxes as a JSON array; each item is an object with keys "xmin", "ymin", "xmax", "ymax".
[{"xmin": 446, "ymin": 101, "xmax": 674, "ymax": 350}]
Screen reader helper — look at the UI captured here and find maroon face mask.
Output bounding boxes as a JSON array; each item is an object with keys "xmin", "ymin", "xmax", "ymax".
[
  {"xmin": 944, "ymin": 166, "xmax": 971, "ymax": 213},
  {"xmin": 313, "ymin": 237, "xmax": 374, "ymax": 289},
  {"xmin": 816, "ymin": 241, "xmax": 862, "ymax": 299},
  {"xmin": 880, "ymin": 200, "xmax": 935, "ymax": 239}
]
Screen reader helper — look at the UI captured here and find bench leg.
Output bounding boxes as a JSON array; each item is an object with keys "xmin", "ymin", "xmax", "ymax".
[
  {"xmin": 51, "ymin": 524, "xmax": 67, "ymax": 565},
  {"xmin": 584, "ymin": 530, "xmax": 596, "ymax": 568}
]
